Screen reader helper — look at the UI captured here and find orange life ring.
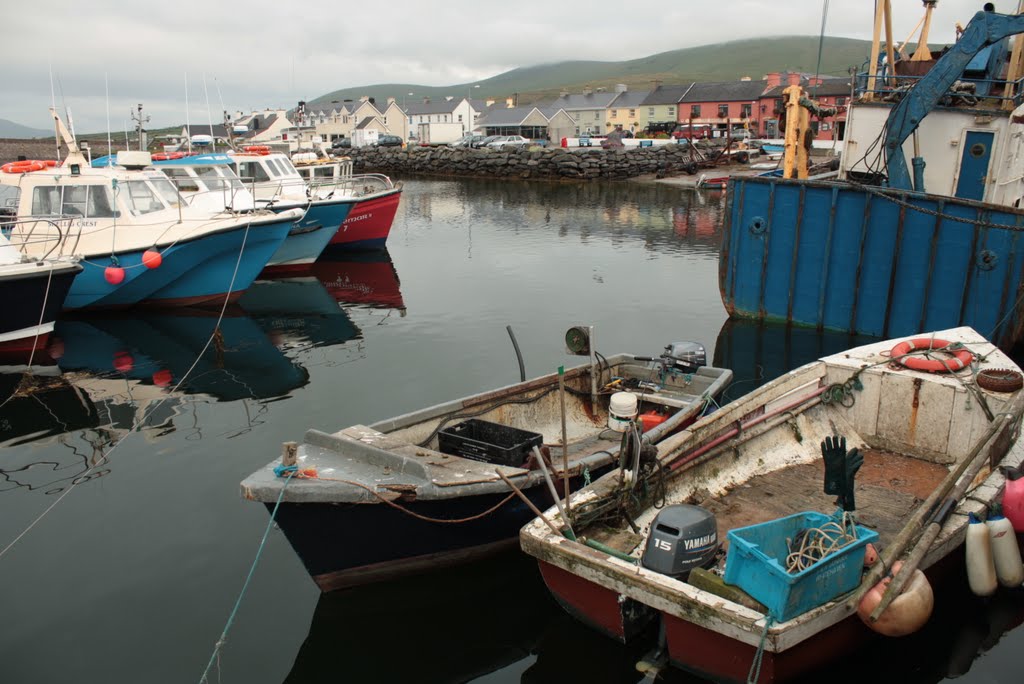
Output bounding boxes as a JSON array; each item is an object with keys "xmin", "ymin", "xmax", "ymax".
[
  {"xmin": 151, "ymin": 152, "xmax": 185, "ymax": 161},
  {"xmin": 890, "ymin": 337, "xmax": 974, "ymax": 373},
  {"xmin": 243, "ymin": 145, "xmax": 270, "ymax": 155},
  {"xmin": 1, "ymin": 160, "xmax": 47, "ymax": 174}
]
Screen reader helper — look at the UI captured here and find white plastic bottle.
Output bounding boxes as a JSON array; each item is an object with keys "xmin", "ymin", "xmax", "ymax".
[
  {"xmin": 986, "ymin": 513, "xmax": 1024, "ymax": 588},
  {"xmin": 966, "ymin": 512, "xmax": 998, "ymax": 597}
]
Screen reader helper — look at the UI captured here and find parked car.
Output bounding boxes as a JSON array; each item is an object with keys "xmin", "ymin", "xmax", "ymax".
[
  {"xmin": 485, "ymin": 135, "xmax": 530, "ymax": 149},
  {"xmin": 376, "ymin": 135, "xmax": 404, "ymax": 147},
  {"xmin": 451, "ymin": 134, "xmax": 488, "ymax": 148},
  {"xmin": 331, "ymin": 138, "xmax": 351, "ymax": 150}
]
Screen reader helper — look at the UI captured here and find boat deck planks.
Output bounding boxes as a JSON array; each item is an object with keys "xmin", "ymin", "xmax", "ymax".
[{"xmin": 697, "ymin": 449, "xmax": 950, "ymax": 548}]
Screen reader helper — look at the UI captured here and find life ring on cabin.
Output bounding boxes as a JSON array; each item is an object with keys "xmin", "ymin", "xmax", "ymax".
[
  {"xmin": 243, "ymin": 145, "xmax": 270, "ymax": 154},
  {"xmin": 857, "ymin": 561, "xmax": 934, "ymax": 637},
  {"xmin": 151, "ymin": 152, "xmax": 185, "ymax": 161},
  {"xmin": 890, "ymin": 338, "xmax": 974, "ymax": 373},
  {"xmin": 1, "ymin": 160, "xmax": 47, "ymax": 174}
]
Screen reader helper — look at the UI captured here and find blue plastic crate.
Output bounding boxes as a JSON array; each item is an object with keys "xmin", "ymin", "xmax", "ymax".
[{"xmin": 722, "ymin": 511, "xmax": 879, "ymax": 622}]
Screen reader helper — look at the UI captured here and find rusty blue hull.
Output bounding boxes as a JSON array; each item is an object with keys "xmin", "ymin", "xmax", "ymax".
[{"xmin": 719, "ymin": 176, "xmax": 1024, "ymax": 350}]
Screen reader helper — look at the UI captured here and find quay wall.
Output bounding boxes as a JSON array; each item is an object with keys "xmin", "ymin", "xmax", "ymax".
[{"xmin": 345, "ymin": 145, "xmax": 709, "ymax": 181}]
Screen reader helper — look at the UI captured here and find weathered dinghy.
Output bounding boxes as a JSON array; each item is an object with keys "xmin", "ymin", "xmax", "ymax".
[
  {"xmin": 520, "ymin": 327, "xmax": 1024, "ymax": 683},
  {"xmin": 242, "ymin": 337, "xmax": 732, "ymax": 591}
]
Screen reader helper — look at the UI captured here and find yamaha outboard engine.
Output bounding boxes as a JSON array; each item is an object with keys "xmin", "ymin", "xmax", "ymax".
[
  {"xmin": 661, "ymin": 341, "xmax": 706, "ymax": 374},
  {"xmin": 641, "ymin": 504, "xmax": 719, "ymax": 579}
]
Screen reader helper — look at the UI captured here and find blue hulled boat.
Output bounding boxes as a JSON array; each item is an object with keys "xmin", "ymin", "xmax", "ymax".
[{"xmin": 720, "ymin": 8, "xmax": 1024, "ymax": 350}]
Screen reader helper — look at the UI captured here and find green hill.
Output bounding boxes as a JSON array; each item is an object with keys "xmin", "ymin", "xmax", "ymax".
[{"xmin": 309, "ymin": 36, "xmax": 872, "ymax": 107}]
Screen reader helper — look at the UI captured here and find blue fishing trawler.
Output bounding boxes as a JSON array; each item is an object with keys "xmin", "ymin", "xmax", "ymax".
[{"xmin": 721, "ymin": 7, "xmax": 1024, "ymax": 350}]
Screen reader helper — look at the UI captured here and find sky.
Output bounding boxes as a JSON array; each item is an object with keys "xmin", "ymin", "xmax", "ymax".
[{"xmin": 2, "ymin": 0, "xmax": 1014, "ymax": 133}]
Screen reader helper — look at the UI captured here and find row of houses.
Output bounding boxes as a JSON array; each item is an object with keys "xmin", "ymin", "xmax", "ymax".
[{"xmin": 175, "ymin": 71, "xmax": 851, "ymax": 149}]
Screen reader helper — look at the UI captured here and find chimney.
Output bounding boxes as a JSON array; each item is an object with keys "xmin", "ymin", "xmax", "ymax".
[
  {"xmin": 359, "ymin": 95, "xmax": 369, "ymax": 102},
  {"xmin": 615, "ymin": 83, "xmax": 627, "ymax": 93},
  {"xmin": 740, "ymin": 76, "xmax": 751, "ymax": 82},
  {"xmin": 806, "ymin": 76, "xmax": 822, "ymax": 87},
  {"xmin": 485, "ymin": 98, "xmax": 495, "ymax": 106},
  {"xmin": 423, "ymin": 97, "xmax": 430, "ymax": 104},
  {"xmin": 505, "ymin": 97, "xmax": 514, "ymax": 108},
  {"xmin": 786, "ymin": 72, "xmax": 801, "ymax": 86},
  {"xmin": 651, "ymin": 79, "xmax": 663, "ymax": 89},
  {"xmin": 583, "ymin": 86, "xmax": 593, "ymax": 96},
  {"xmin": 765, "ymin": 72, "xmax": 781, "ymax": 88},
  {"xmin": 559, "ymin": 90, "xmax": 569, "ymax": 98},
  {"xmin": 387, "ymin": 97, "xmax": 395, "ymax": 104},
  {"xmin": 445, "ymin": 96, "xmax": 453, "ymax": 101},
  {"xmin": 368, "ymin": 97, "xmax": 376, "ymax": 105}
]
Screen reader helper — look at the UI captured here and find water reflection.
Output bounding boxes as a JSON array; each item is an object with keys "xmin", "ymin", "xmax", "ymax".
[
  {"xmin": 312, "ymin": 249, "xmax": 406, "ymax": 312},
  {"xmin": 398, "ymin": 179, "xmax": 724, "ymax": 255}
]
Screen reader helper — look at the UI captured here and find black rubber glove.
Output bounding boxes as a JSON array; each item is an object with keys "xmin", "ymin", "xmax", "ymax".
[
  {"xmin": 839, "ymin": 447, "xmax": 863, "ymax": 512},
  {"xmin": 821, "ymin": 435, "xmax": 846, "ymax": 496}
]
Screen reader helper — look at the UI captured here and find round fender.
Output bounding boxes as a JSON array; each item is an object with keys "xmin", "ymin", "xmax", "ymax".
[{"xmin": 857, "ymin": 561, "xmax": 934, "ymax": 637}]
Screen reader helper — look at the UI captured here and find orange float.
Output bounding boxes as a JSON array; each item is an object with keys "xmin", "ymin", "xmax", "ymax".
[
  {"xmin": 857, "ymin": 561, "xmax": 934, "ymax": 636},
  {"xmin": 890, "ymin": 338, "xmax": 974, "ymax": 372}
]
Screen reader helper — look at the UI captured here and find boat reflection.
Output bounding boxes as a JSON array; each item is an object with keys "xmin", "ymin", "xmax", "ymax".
[
  {"xmin": 284, "ymin": 550, "xmax": 551, "ymax": 684},
  {"xmin": 713, "ymin": 317, "xmax": 879, "ymax": 404},
  {"xmin": 312, "ymin": 248, "xmax": 406, "ymax": 312},
  {"xmin": 240, "ymin": 276, "xmax": 363, "ymax": 352}
]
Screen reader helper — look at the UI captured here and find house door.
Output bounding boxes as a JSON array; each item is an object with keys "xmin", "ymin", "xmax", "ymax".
[{"xmin": 954, "ymin": 130, "xmax": 994, "ymax": 201}]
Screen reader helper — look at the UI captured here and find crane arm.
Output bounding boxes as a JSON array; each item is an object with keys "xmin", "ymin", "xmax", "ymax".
[{"xmin": 885, "ymin": 10, "xmax": 1024, "ymax": 190}]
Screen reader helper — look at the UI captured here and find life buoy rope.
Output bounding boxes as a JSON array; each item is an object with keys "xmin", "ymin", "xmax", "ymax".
[{"xmin": 889, "ymin": 338, "xmax": 974, "ymax": 373}]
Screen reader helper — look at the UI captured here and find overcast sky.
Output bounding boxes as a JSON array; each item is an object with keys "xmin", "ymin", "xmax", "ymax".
[{"xmin": 3, "ymin": 0, "xmax": 1012, "ymax": 133}]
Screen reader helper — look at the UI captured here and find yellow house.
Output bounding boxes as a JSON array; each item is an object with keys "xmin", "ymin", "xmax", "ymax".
[{"xmin": 637, "ymin": 84, "xmax": 693, "ymax": 132}]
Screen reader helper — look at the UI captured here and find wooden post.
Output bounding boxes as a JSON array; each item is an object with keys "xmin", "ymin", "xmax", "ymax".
[
  {"xmin": 1004, "ymin": 1, "xmax": 1024, "ymax": 110},
  {"xmin": 884, "ymin": 0, "xmax": 896, "ymax": 87},
  {"xmin": 782, "ymin": 86, "xmax": 803, "ymax": 179},
  {"xmin": 281, "ymin": 441, "xmax": 298, "ymax": 467},
  {"xmin": 558, "ymin": 366, "xmax": 570, "ymax": 508},
  {"xmin": 911, "ymin": 1, "xmax": 935, "ymax": 62},
  {"xmin": 865, "ymin": 0, "xmax": 885, "ymax": 100}
]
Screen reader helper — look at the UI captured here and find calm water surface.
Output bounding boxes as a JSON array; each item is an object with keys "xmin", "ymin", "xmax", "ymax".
[{"xmin": 1, "ymin": 179, "xmax": 1021, "ymax": 684}]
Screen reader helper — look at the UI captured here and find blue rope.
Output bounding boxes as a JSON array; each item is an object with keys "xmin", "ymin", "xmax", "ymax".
[
  {"xmin": 746, "ymin": 616, "xmax": 776, "ymax": 684},
  {"xmin": 198, "ymin": 471, "xmax": 294, "ymax": 684}
]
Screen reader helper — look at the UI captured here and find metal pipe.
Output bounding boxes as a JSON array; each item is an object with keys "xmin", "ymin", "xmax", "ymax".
[
  {"xmin": 533, "ymin": 446, "xmax": 576, "ymax": 539},
  {"xmin": 558, "ymin": 366, "xmax": 570, "ymax": 507},
  {"xmin": 506, "ymin": 325, "xmax": 525, "ymax": 382},
  {"xmin": 494, "ymin": 469, "xmax": 566, "ymax": 538}
]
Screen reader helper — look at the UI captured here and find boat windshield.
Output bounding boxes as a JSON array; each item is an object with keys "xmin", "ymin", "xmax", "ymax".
[
  {"xmin": 149, "ymin": 176, "xmax": 183, "ymax": 208},
  {"xmin": 122, "ymin": 180, "xmax": 167, "ymax": 215},
  {"xmin": 29, "ymin": 184, "xmax": 117, "ymax": 218},
  {"xmin": 163, "ymin": 167, "xmax": 200, "ymax": 193},
  {"xmin": 235, "ymin": 160, "xmax": 271, "ymax": 183},
  {"xmin": 194, "ymin": 166, "xmax": 243, "ymax": 192}
]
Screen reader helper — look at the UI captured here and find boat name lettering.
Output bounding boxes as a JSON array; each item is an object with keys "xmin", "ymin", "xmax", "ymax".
[
  {"xmin": 73, "ymin": 220, "xmax": 98, "ymax": 227},
  {"xmin": 684, "ymin": 533, "xmax": 716, "ymax": 550},
  {"xmin": 344, "ymin": 212, "xmax": 372, "ymax": 224}
]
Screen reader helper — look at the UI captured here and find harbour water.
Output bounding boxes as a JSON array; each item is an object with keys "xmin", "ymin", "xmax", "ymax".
[{"xmin": 1, "ymin": 178, "xmax": 1021, "ymax": 683}]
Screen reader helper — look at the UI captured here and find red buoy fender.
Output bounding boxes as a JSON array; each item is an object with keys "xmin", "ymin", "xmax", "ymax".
[
  {"xmin": 857, "ymin": 561, "xmax": 934, "ymax": 636},
  {"xmin": 890, "ymin": 338, "xmax": 974, "ymax": 373}
]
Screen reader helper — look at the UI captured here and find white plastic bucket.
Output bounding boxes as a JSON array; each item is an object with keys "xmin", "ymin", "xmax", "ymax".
[{"xmin": 608, "ymin": 391, "xmax": 639, "ymax": 432}]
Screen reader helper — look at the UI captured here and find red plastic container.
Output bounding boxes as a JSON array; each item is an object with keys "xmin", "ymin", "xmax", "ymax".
[
  {"xmin": 1002, "ymin": 466, "xmax": 1024, "ymax": 533},
  {"xmin": 640, "ymin": 410, "xmax": 668, "ymax": 432}
]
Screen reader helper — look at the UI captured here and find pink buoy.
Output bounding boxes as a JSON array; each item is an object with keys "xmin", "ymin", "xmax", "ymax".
[
  {"xmin": 104, "ymin": 266, "xmax": 125, "ymax": 285},
  {"xmin": 152, "ymin": 369, "xmax": 173, "ymax": 387},
  {"xmin": 142, "ymin": 249, "xmax": 162, "ymax": 269},
  {"xmin": 113, "ymin": 351, "xmax": 134, "ymax": 373}
]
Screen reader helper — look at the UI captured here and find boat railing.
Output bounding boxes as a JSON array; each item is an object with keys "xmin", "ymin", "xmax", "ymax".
[
  {"xmin": 854, "ymin": 69, "xmax": 1024, "ymax": 109},
  {"xmin": 306, "ymin": 174, "xmax": 395, "ymax": 198},
  {"xmin": 3, "ymin": 216, "xmax": 76, "ymax": 260}
]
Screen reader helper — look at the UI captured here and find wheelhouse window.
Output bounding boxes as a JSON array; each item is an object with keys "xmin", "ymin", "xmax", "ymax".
[
  {"xmin": 123, "ymin": 181, "xmax": 166, "ymax": 215},
  {"xmin": 164, "ymin": 168, "xmax": 200, "ymax": 193},
  {"xmin": 148, "ymin": 176, "xmax": 183, "ymax": 207},
  {"xmin": 30, "ymin": 184, "xmax": 116, "ymax": 218},
  {"xmin": 314, "ymin": 166, "xmax": 335, "ymax": 178},
  {"xmin": 236, "ymin": 161, "xmax": 271, "ymax": 183}
]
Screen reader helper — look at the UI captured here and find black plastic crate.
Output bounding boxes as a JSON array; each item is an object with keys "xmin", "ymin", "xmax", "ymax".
[{"xmin": 437, "ymin": 419, "xmax": 543, "ymax": 467}]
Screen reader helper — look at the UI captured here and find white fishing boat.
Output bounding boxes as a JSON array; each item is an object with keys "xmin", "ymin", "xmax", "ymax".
[{"xmin": 520, "ymin": 326, "xmax": 1024, "ymax": 683}]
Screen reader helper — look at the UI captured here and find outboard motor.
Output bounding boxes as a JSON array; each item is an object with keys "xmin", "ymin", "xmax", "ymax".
[
  {"xmin": 641, "ymin": 504, "xmax": 719, "ymax": 579},
  {"xmin": 661, "ymin": 341, "xmax": 706, "ymax": 374}
]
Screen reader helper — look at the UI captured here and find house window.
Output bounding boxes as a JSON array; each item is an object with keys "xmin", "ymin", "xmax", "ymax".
[
  {"xmin": 740, "ymin": 104, "xmax": 752, "ymax": 118},
  {"xmin": 836, "ymin": 97, "xmax": 847, "ymax": 106},
  {"xmin": 610, "ymin": 110, "xmax": 617, "ymax": 118},
  {"xmin": 628, "ymin": 109, "xmax": 635, "ymax": 117},
  {"xmin": 718, "ymin": 104, "xmax": 729, "ymax": 118},
  {"xmin": 690, "ymin": 105, "xmax": 701, "ymax": 118},
  {"xmin": 458, "ymin": 114, "xmax": 463, "ymax": 122},
  {"xmin": 384, "ymin": 117, "xmax": 388, "ymax": 124},
  {"xmin": 595, "ymin": 111, "xmax": 600, "ymax": 120},
  {"xmin": 648, "ymin": 107, "xmax": 654, "ymax": 117},
  {"xmin": 667, "ymin": 106, "xmax": 675, "ymax": 116}
]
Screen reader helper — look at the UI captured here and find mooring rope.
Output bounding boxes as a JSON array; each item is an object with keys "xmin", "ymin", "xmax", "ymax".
[
  {"xmin": 746, "ymin": 616, "xmax": 776, "ymax": 684},
  {"xmin": 197, "ymin": 469, "xmax": 294, "ymax": 684}
]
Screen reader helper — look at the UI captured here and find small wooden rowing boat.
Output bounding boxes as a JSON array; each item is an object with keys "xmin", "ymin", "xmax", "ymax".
[
  {"xmin": 520, "ymin": 327, "xmax": 1024, "ymax": 683},
  {"xmin": 242, "ymin": 334, "xmax": 732, "ymax": 591}
]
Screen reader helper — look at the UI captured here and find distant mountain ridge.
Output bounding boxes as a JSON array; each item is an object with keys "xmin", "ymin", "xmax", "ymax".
[
  {"xmin": 309, "ymin": 36, "xmax": 872, "ymax": 108},
  {"xmin": 0, "ymin": 118, "xmax": 51, "ymax": 139}
]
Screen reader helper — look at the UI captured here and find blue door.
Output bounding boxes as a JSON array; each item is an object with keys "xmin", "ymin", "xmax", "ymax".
[{"xmin": 954, "ymin": 130, "xmax": 994, "ymax": 201}]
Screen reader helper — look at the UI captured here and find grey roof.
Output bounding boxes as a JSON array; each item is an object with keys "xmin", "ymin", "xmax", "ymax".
[
  {"xmin": 405, "ymin": 99, "xmax": 462, "ymax": 115},
  {"xmin": 609, "ymin": 89, "xmax": 651, "ymax": 108},
  {"xmin": 547, "ymin": 91, "xmax": 621, "ymax": 111},
  {"xmin": 355, "ymin": 117, "xmax": 381, "ymax": 130},
  {"xmin": 305, "ymin": 102, "xmax": 352, "ymax": 115},
  {"xmin": 476, "ymin": 106, "xmax": 546, "ymax": 127},
  {"xmin": 640, "ymin": 84, "xmax": 693, "ymax": 106},
  {"xmin": 762, "ymin": 77, "xmax": 852, "ymax": 98},
  {"xmin": 679, "ymin": 80, "xmax": 770, "ymax": 103}
]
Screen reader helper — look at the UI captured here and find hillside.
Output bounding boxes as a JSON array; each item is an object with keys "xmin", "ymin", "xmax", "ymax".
[
  {"xmin": 0, "ymin": 118, "xmax": 51, "ymax": 139},
  {"xmin": 309, "ymin": 36, "xmax": 871, "ymax": 107}
]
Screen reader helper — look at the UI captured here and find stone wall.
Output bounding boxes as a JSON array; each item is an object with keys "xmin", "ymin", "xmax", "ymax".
[{"xmin": 345, "ymin": 144, "xmax": 715, "ymax": 181}]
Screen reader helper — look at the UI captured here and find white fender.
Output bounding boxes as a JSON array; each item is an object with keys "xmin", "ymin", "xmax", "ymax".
[
  {"xmin": 986, "ymin": 515, "xmax": 1024, "ymax": 588},
  {"xmin": 966, "ymin": 512, "xmax": 998, "ymax": 597},
  {"xmin": 857, "ymin": 560, "xmax": 934, "ymax": 637}
]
